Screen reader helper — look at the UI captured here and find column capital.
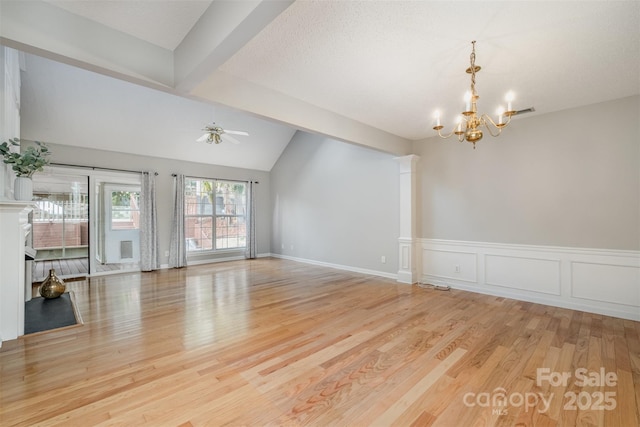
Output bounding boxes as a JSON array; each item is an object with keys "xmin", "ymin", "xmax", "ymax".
[{"xmin": 394, "ymin": 154, "xmax": 420, "ymax": 173}]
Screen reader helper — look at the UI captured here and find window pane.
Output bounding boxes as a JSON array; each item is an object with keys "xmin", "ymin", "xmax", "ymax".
[
  {"xmin": 214, "ymin": 181, "xmax": 246, "ymax": 249},
  {"xmin": 185, "ymin": 217, "xmax": 213, "ymax": 251},
  {"xmin": 215, "ymin": 215, "xmax": 247, "ymax": 249},
  {"xmin": 184, "ymin": 178, "xmax": 246, "ymax": 252},
  {"xmin": 111, "ymin": 191, "xmax": 140, "ymax": 230}
]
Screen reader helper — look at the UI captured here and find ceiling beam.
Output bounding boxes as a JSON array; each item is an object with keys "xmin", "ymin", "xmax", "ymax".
[
  {"xmin": 192, "ymin": 71, "xmax": 412, "ymax": 156},
  {"xmin": 174, "ymin": 0, "xmax": 294, "ymax": 93},
  {"xmin": 0, "ymin": 0, "xmax": 174, "ymax": 87}
]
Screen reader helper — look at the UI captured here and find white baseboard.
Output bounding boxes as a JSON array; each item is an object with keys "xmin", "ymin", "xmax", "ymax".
[
  {"xmin": 270, "ymin": 253, "xmax": 398, "ymax": 281},
  {"xmin": 420, "ymin": 239, "xmax": 640, "ymax": 321},
  {"xmin": 159, "ymin": 253, "xmax": 271, "ymax": 270},
  {"xmin": 187, "ymin": 255, "xmax": 246, "ymax": 266}
]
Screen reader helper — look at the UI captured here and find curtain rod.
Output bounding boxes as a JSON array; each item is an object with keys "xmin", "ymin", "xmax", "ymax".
[
  {"xmin": 50, "ymin": 162, "xmax": 158, "ymax": 175},
  {"xmin": 172, "ymin": 174, "xmax": 259, "ymax": 184}
]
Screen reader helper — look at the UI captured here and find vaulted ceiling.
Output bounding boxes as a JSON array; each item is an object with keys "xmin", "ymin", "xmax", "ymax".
[{"xmin": 1, "ymin": 0, "xmax": 639, "ymax": 170}]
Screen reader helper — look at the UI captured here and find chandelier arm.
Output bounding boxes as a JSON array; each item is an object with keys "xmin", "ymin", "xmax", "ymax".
[
  {"xmin": 480, "ymin": 115, "xmax": 501, "ymax": 137},
  {"xmin": 489, "ymin": 113, "xmax": 513, "ymax": 128},
  {"xmin": 435, "ymin": 128, "xmax": 461, "ymax": 139},
  {"xmin": 480, "ymin": 114, "xmax": 512, "ymax": 137}
]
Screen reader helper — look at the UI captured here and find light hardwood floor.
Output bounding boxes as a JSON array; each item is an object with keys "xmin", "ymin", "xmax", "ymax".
[
  {"xmin": 1, "ymin": 258, "xmax": 639, "ymax": 426},
  {"xmin": 32, "ymin": 258, "xmax": 134, "ymax": 283}
]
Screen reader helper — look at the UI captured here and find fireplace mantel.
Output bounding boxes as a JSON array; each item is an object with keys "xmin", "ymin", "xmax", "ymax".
[{"xmin": 0, "ymin": 201, "xmax": 36, "ymax": 346}]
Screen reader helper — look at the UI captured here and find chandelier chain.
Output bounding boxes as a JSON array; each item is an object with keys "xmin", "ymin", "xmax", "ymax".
[{"xmin": 470, "ymin": 40, "xmax": 477, "ymax": 96}]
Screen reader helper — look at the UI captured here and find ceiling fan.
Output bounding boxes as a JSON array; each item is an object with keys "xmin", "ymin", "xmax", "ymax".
[{"xmin": 196, "ymin": 123, "xmax": 249, "ymax": 145}]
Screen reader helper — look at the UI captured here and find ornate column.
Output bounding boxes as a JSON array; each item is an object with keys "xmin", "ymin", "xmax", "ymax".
[{"xmin": 394, "ymin": 155, "xmax": 420, "ymax": 284}]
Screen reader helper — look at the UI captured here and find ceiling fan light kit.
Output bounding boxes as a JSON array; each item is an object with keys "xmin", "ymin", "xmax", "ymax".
[
  {"xmin": 197, "ymin": 123, "xmax": 249, "ymax": 145},
  {"xmin": 433, "ymin": 41, "xmax": 519, "ymax": 148},
  {"xmin": 197, "ymin": 132, "xmax": 222, "ymax": 144}
]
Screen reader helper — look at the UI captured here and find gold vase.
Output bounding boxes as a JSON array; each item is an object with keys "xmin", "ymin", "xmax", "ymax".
[{"xmin": 39, "ymin": 269, "xmax": 66, "ymax": 299}]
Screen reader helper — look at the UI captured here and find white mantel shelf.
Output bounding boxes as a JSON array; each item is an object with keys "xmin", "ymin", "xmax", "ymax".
[{"xmin": 0, "ymin": 200, "xmax": 36, "ymax": 347}]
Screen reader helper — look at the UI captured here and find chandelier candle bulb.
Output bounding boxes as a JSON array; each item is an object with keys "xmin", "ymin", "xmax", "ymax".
[
  {"xmin": 497, "ymin": 107, "xmax": 505, "ymax": 125},
  {"xmin": 455, "ymin": 116, "xmax": 464, "ymax": 134},
  {"xmin": 506, "ymin": 92, "xmax": 514, "ymax": 112},
  {"xmin": 465, "ymin": 91, "xmax": 472, "ymax": 112}
]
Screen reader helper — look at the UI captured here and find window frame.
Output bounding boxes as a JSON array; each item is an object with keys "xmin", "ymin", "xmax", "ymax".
[{"xmin": 184, "ymin": 177, "xmax": 248, "ymax": 254}]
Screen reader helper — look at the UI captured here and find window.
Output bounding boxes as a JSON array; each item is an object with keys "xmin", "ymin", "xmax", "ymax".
[
  {"xmin": 184, "ymin": 178, "xmax": 247, "ymax": 252},
  {"xmin": 110, "ymin": 190, "xmax": 140, "ymax": 230}
]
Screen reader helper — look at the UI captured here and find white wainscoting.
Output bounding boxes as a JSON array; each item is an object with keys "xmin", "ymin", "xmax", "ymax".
[{"xmin": 420, "ymin": 239, "xmax": 640, "ymax": 321}]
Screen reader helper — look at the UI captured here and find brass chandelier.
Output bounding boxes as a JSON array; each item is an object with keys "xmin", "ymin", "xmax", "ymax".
[{"xmin": 433, "ymin": 41, "xmax": 516, "ymax": 148}]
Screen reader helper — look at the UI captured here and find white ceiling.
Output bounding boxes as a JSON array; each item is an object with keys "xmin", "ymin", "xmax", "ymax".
[
  {"xmin": 45, "ymin": 0, "xmax": 213, "ymax": 50},
  {"xmin": 2, "ymin": 0, "xmax": 639, "ymax": 167}
]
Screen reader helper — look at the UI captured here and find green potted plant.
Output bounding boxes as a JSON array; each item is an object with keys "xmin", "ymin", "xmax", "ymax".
[{"xmin": 0, "ymin": 138, "xmax": 51, "ymax": 201}]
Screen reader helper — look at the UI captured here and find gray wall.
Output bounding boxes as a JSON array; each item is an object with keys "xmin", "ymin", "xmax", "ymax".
[
  {"xmin": 270, "ymin": 131, "xmax": 399, "ymax": 274},
  {"xmin": 414, "ymin": 95, "xmax": 640, "ymax": 250},
  {"xmin": 44, "ymin": 143, "xmax": 271, "ymax": 265}
]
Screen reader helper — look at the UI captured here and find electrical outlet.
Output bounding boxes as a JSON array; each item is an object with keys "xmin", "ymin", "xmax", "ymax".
[
  {"xmin": 281, "ymin": 244, "xmax": 284, "ymax": 250},
  {"xmin": 164, "ymin": 250, "xmax": 169, "ymax": 258},
  {"xmin": 381, "ymin": 255, "xmax": 386, "ymax": 264},
  {"xmin": 455, "ymin": 264, "xmax": 460, "ymax": 273}
]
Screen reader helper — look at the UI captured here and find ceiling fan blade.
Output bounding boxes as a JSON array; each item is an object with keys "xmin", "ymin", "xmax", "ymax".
[
  {"xmin": 224, "ymin": 130, "xmax": 249, "ymax": 136},
  {"xmin": 224, "ymin": 135, "xmax": 241, "ymax": 144},
  {"xmin": 196, "ymin": 133, "xmax": 210, "ymax": 143}
]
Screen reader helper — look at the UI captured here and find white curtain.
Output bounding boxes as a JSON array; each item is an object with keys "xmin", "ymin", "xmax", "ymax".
[
  {"xmin": 140, "ymin": 171, "xmax": 159, "ymax": 271},
  {"xmin": 169, "ymin": 174, "xmax": 187, "ymax": 268},
  {"xmin": 245, "ymin": 180, "xmax": 257, "ymax": 259}
]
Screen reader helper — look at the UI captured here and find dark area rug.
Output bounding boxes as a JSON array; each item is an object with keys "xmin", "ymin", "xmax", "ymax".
[{"xmin": 24, "ymin": 292, "xmax": 80, "ymax": 334}]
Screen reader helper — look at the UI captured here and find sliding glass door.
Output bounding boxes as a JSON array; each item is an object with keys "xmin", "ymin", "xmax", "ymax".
[
  {"xmin": 31, "ymin": 173, "xmax": 90, "ymax": 281},
  {"xmin": 30, "ymin": 166, "xmax": 142, "ymax": 282}
]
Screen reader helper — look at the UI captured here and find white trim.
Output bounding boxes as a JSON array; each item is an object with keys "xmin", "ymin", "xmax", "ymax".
[
  {"xmin": 423, "ymin": 238, "xmax": 639, "ymax": 258},
  {"xmin": 187, "ymin": 248, "xmax": 246, "ymax": 257},
  {"xmin": 271, "ymin": 254, "xmax": 398, "ymax": 281},
  {"xmin": 159, "ymin": 252, "xmax": 271, "ymax": 269},
  {"xmin": 89, "ymin": 267, "xmax": 140, "ymax": 277},
  {"xmin": 0, "ymin": 202, "xmax": 33, "ymax": 345},
  {"xmin": 187, "ymin": 255, "xmax": 246, "ymax": 266},
  {"xmin": 419, "ymin": 238, "xmax": 640, "ymax": 321}
]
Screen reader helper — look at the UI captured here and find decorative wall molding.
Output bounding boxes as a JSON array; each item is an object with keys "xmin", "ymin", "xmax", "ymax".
[
  {"xmin": 420, "ymin": 239, "xmax": 640, "ymax": 321},
  {"xmin": 397, "ymin": 237, "xmax": 417, "ymax": 284},
  {"xmin": 484, "ymin": 254, "xmax": 561, "ymax": 296}
]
